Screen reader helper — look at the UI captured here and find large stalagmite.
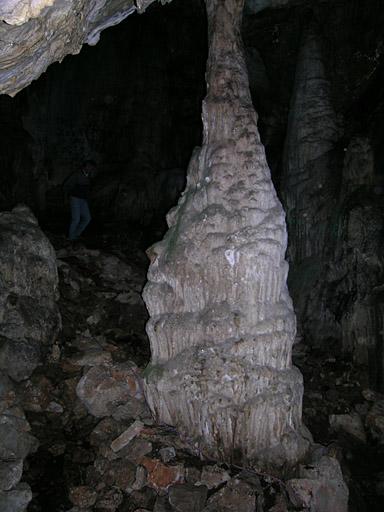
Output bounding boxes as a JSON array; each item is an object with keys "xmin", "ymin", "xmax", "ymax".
[{"xmin": 143, "ymin": 0, "xmax": 310, "ymax": 469}]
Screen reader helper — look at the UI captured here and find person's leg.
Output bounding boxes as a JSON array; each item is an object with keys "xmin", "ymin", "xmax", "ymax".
[
  {"xmin": 74, "ymin": 199, "xmax": 91, "ymax": 238},
  {"xmin": 68, "ymin": 196, "xmax": 81, "ymax": 240}
]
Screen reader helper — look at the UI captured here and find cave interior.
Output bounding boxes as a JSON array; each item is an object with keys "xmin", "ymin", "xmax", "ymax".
[{"xmin": 0, "ymin": 0, "xmax": 384, "ymax": 511}]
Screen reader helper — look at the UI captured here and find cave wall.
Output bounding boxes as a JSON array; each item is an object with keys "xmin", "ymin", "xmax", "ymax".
[
  {"xmin": 0, "ymin": 1, "xmax": 207, "ymax": 228},
  {"xmin": 243, "ymin": 0, "xmax": 384, "ymax": 390},
  {"xmin": 0, "ymin": 0, "xmax": 383, "ymax": 389}
]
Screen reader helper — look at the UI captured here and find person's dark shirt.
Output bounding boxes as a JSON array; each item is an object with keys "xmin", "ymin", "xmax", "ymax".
[{"xmin": 63, "ymin": 171, "xmax": 90, "ymax": 200}]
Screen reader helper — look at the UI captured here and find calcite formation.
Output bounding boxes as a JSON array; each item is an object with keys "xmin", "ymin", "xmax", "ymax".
[
  {"xmin": 0, "ymin": 0, "xmax": 315, "ymax": 97},
  {"xmin": 282, "ymin": 28, "xmax": 384, "ymax": 390},
  {"xmin": 0, "ymin": 0, "xmax": 138, "ymax": 96},
  {"xmin": 282, "ymin": 29, "xmax": 340, "ymax": 265},
  {"xmin": 143, "ymin": 0, "xmax": 310, "ymax": 470},
  {"xmin": 0, "ymin": 0, "xmax": 55, "ymax": 25}
]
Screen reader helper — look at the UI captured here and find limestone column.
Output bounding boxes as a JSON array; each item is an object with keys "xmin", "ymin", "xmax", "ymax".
[{"xmin": 143, "ymin": 0, "xmax": 310, "ymax": 470}]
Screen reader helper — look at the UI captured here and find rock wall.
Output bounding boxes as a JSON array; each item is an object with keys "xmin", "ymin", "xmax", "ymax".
[
  {"xmin": 143, "ymin": 0, "xmax": 310, "ymax": 470},
  {"xmin": 0, "ymin": 205, "xmax": 61, "ymax": 511},
  {"xmin": 281, "ymin": 22, "xmax": 384, "ymax": 391},
  {"xmin": 0, "ymin": 0, "xmax": 138, "ymax": 96},
  {"xmin": 0, "ymin": 0, "xmax": 207, "ymax": 229}
]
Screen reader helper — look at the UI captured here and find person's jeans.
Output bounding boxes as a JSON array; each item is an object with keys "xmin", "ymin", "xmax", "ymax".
[{"xmin": 68, "ymin": 196, "xmax": 91, "ymax": 240}]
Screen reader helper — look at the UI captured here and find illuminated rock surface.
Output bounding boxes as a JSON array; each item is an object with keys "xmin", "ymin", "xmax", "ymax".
[{"xmin": 143, "ymin": 0, "xmax": 310, "ymax": 470}]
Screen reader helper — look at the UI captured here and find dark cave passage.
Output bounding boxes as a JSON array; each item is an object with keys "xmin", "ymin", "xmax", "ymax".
[
  {"xmin": 0, "ymin": 0, "xmax": 384, "ymax": 511},
  {"xmin": 0, "ymin": 0, "xmax": 208, "ymax": 245}
]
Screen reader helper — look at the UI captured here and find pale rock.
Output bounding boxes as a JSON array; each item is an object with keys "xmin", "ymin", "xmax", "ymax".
[
  {"xmin": 197, "ymin": 464, "xmax": 231, "ymax": 489},
  {"xmin": 0, "ymin": 1, "xmax": 139, "ymax": 96},
  {"xmin": 76, "ymin": 361, "xmax": 144, "ymax": 418},
  {"xmin": 159, "ymin": 446, "xmax": 176, "ymax": 463},
  {"xmin": 0, "ymin": 206, "xmax": 61, "ymax": 382},
  {"xmin": 329, "ymin": 413, "xmax": 367, "ymax": 443},
  {"xmin": 112, "ymin": 399, "xmax": 151, "ymax": 422},
  {"xmin": 69, "ymin": 350, "xmax": 112, "ymax": 368},
  {"xmin": 286, "ymin": 456, "xmax": 348, "ymax": 512},
  {"xmin": 123, "ymin": 437, "xmax": 152, "ymax": 463},
  {"xmin": 0, "ymin": 483, "xmax": 32, "ymax": 512},
  {"xmin": 110, "ymin": 420, "xmax": 144, "ymax": 452},
  {"xmin": 143, "ymin": 0, "xmax": 309, "ymax": 469},
  {"xmin": 0, "ymin": 460, "xmax": 23, "ymax": 491},
  {"xmin": 0, "ymin": 409, "xmax": 38, "ymax": 460},
  {"xmin": 132, "ymin": 465, "xmax": 148, "ymax": 490},
  {"xmin": 0, "ymin": 0, "xmax": 55, "ymax": 25}
]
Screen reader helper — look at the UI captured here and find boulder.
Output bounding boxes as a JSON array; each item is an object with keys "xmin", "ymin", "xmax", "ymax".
[
  {"xmin": 0, "ymin": 205, "xmax": 61, "ymax": 381},
  {"xmin": 76, "ymin": 361, "xmax": 144, "ymax": 418},
  {"xmin": 286, "ymin": 456, "xmax": 349, "ymax": 512},
  {"xmin": 0, "ymin": 460, "xmax": 23, "ymax": 491},
  {"xmin": 168, "ymin": 484, "xmax": 208, "ymax": 512},
  {"xmin": 202, "ymin": 478, "xmax": 256, "ymax": 512},
  {"xmin": 0, "ymin": 409, "xmax": 38, "ymax": 460},
  {"xmin": 0, "ymin": 483, "xmax": 32, "ymax": 512}
]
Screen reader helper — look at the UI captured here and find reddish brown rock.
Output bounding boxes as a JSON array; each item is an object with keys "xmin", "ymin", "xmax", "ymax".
[{"xmin": 141, "ymin": 457, "xmax": 184, "ymax": 492}]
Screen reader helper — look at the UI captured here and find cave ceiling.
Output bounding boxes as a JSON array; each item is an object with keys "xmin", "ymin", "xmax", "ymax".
[{"xmin": 0, "ymin": 0, "xmax": 316, "ymax": 96}]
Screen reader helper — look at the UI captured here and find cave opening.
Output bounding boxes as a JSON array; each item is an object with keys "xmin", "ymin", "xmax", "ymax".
[{"xmin": 0, "ymin": 1, "xmax": 384, "ymax": 511}]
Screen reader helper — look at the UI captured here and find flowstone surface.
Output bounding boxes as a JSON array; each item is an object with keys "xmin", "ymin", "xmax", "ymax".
[{"xmin": 143, "ymin": 0, "xmax": 310, "ymax": 470}]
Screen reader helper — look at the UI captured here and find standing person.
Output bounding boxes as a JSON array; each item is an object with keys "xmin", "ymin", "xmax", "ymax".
[{"xmin": 63, "ymin": 160, "xmax": 96, "ymax": 241}]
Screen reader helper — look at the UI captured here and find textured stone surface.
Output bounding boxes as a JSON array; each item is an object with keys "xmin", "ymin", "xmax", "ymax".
[
  {"xmin": 197, "ymin": 465, "xmax": 231, "ymax": 489},
  {"xmin": 0, "ymin": 409, "xmax": 38, "ymax": 460},
  {"xmin": 0, "ymin": 0, "xmax": 139, "ymax": 96},
  {"xmin": 0, "ymin": 0, "xmax": 317, "ymax": 97},
  {"xmin": 0, "ymin": 459, "xmax": 23, "ymax": 492},
  {"xmin": 0, "ymin": 205, "xmax": 59, "ymax": 509},
  {"xmin": 110, "ymin": 419, "xmax": 144, "ymax": 452},
  {"xmin": 0, "ymin": 0, "xmax": 55, "ymax": 25},
  {"xmin": 0, "ymin": 483, "xmax": 32, "ymax": 512},
  {"xmin": 286, "ymin": 456, "xmax": 349, "ymax": 512},
  {"xmin": 202, "ymin": 478, "xmax": 256, "ymax": 512},
  {"xmin": 0, "ymin": 372, "xmax": 16, "ymax": 414},
  {"xmin": 168, "ymin": 484, "xmax": 208, "ymax": 512},
  {"xmin": 141, "ymin": 457, "xmax": 184, "ymax": 492},
  {"xmin": 329, "ymin": 413, "xmax": 367, "ymax": 443},
  {"xmin": 143, "ymin": 0, "xmax": 309, "ymax": 469},
  {"xmin": 76, "ymin": 362, "xmax": 144, "ymax": 418},
  {"xmin": 0, "ymin": 205, "xmax": 60, "ymax": 380},
  {"xmin": 282, "ymin": 25, "xmax": 384, "ymax": 391},
  {"xmin": 69, "ymin": 486, "xmax": 98, "ymax": 508}
]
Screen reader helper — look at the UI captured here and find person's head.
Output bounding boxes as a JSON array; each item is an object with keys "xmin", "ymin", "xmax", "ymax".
[{"xmin": 82, "ymin": 159, "xmax": 97, "ymax": 177}]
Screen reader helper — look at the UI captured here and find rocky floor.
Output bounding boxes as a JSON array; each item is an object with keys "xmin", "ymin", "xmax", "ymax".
[{"xmin": 15, "ymin": 231, "xmax": 384, "ymax": 512}]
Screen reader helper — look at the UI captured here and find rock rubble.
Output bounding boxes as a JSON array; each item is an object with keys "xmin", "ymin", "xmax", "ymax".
[
  {"xmin": 3, "ymin": 209, "xmax": 383, "ymax": 510},
  {"xmin": 0, "ymin": 205, "xmax": 60, "ymax": 511}
]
